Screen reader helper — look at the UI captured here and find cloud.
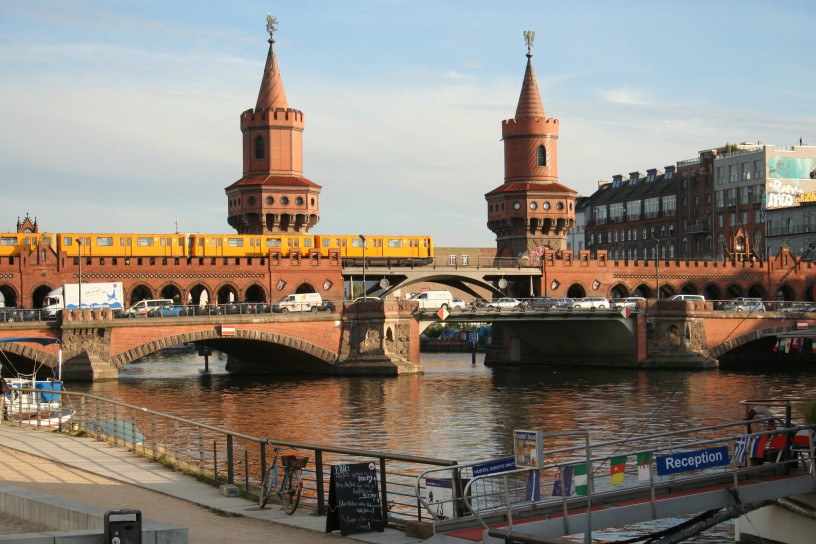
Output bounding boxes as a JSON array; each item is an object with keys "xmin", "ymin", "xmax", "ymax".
[{"xmin": 596, "ymin": 86, "xmax": 652, "ymax": 105}]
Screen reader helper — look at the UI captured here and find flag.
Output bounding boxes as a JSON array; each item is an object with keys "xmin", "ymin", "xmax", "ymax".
[
  {"xmin": 610, "ymin": 456, "xmax": 626, "ymax": 485},
  {"xmin": 784, "ymin": 338, "xmax": 791, "ymax": 353},
  {"xmin": 573, "ymin": 464, "xmax": 588, "ymax": 496},
  {"xmin": 773, "ymin": 338, "xmax": 783, "ymax": 352},
  {"xmin": 733, "ymin": 436, "xmax": 749, "ymax": 465},
  {"xmin": 637, "ymin": 453, "xmax": 651, "ymax": 481},
  {"xmin": 551, "ymin": 466, "xmax": 573, "ymax": 497},
  {"xmin": 750, "ymin": 434, "xmax": 770, "ymax": 459},
  {"xmin": 791, "ymin": 338, "xmax": 799, "ymax": 350}
]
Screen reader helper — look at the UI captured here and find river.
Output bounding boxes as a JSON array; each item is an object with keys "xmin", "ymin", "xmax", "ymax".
[{"xmin": 68, "ymin": 350, "xmax": 816, "ymax": 542}]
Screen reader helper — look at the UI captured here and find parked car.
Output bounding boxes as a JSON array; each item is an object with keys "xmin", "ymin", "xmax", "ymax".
[
  {"xmin": 548, "ymin": 297, "xmax": 575, "ymax": 309},
  {"xmin": 450, "ymin": 298, "xmax": 467, "ymax": 310},
  {"xmin": 0, "ymin": 307, "xmax": 40, "ymax": 322},
  {"xmin": 147, "ymin": 304, "xmax": 188, "ymax": 317},
  {"xmin": 613, "ymin": 297, "xmax": 646, "ymax": 310},
  {"xmin": 572, "ymin": 297, "xmax": 610, "ymax": 310},
  {"xmin": 529, "ymin": 297, "xmax": 554, "ymax": 309},
  {"xmin": 486, "ymin": 297, "xmax": 525, "ymax": 310},
  {"xmin": 315, "ymin": 300, "xmax": 336, "ymax": 312},
  {"xmin": 723, "ymin": 297, "xmax": 765, "ymax": 312},
  {"xmin": 668, "ymin": 294, "xmax": 705, "ymax": 303}
]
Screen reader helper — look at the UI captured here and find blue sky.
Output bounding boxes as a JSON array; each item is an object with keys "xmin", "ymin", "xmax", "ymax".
[{"xmin": 2, "ymin": 1, "xmax": 814, "ymax": 246}]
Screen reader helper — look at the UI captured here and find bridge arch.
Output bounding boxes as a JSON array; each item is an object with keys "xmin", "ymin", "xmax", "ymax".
[
  {"xmin": 0, "ymin": 283, "xmax": 19, "ymax": 308},
  {"xmin": 128, "ymin": 283, "xmax": 154, "ymax": 305},
  {"xmin": 774, "ymin": 284, "xmax": 797, "ymax": 301},
  {"xmin": 111, "ymin": 328, "xmax": 338, "ymax": 370},
  {"xmin": 708, "ymin": 324, "xmax": 803, "ymax": 361},
  {"xmin": 610, "ymin": 283, "xmax": 630, "ymax": 299},
  {"xmin": 244, "ymin": 283, "xmax": 267, "ymax": 302},
  {"xmin": 187, "ymin": 283, "xmax": 211, "ymax": 305},
  {"xmin": 30, "ymin": 283, "xmax": 55, "ymax": 309},
  {"xmin": 703, "ymin": 283, "xmax": 723, "ymax": 301},
  {"xmin": 566, "ymin": 283, "xmax": 587, "ymax": 299},
  {"xmin": 0, "ymin": 340, "xmax": 60, "ymax": 377},
  {"xmin": 294, "ymin": 281, "xmax": 317, "ymax": 294},
  {"xmin": 158, "ymin": 282, "xmax": 184, "ymax": 304},
  {"xmin": 387, "ymin": 275, "xmax": 503, "ymax": 299},
  {"xmin": 214, "ymin": 281, "xmax": 239, "ymax": 304}
]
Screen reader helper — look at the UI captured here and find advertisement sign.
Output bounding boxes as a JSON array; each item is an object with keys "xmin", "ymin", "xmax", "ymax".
[
  {"xmin": 514, "ymin": 430, "xmax": 543, "ymax": 468},
  {"xmin": 656, "ymin": 446, "xmax": 730, "ymax": 476}
]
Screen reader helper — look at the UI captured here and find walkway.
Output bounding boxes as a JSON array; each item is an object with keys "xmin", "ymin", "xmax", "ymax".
[{"xmin": 0, "ymin": 424, "xmax": 450, "ymax": 543}]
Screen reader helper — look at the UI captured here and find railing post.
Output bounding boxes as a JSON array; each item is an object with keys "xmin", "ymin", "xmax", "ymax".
[
  {"xmin": 380, "ymin": 457, "xmax": 388, "ymax": 523},
  {"xmin": 227, "ymin": 435, "xmax": 234, "ymax": 484},
  {"xmin": 315, "ymin": 450, "xmax": 324, "ymax": 514}
]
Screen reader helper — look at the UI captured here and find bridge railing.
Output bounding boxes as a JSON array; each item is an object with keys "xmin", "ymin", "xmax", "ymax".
[
  {"xmin": 342, "ymin": 256, "xmax": 541, "ymax": 270},
  {"xmin": 1, "ymin": 387, "xmax": 456, "ymax": 528},
  {"xmin": 414, "ymin": 412, "xmax": 816, "ymax": 535}
]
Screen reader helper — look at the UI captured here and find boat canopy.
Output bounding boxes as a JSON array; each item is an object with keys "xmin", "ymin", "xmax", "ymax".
[{"xmin": 0, "ymin": 337, "xmax": 61, "ymax": 346}]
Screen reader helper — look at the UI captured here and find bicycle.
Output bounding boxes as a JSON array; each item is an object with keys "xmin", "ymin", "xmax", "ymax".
[{"xmin": 259, "ymin": 444, "xmax": 310, "ymax": 514}]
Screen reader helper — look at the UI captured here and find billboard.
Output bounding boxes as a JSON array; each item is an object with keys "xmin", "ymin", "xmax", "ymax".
[{"xmin": 765, "ymin": 157, "xmax": 816, "ymax": 209}]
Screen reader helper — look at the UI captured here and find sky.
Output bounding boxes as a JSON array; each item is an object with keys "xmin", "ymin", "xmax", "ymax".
[{"xmin": 2, "ymin": 1, "xmax": 815, "ymax": 247}]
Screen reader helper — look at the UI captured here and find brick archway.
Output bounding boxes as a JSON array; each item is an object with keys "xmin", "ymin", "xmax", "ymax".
[
  {"xmin": 708, "ymin": 324, "xmax": 800, "ymax": 360},
  {"xmin": 110, "ymin": 328, "xmax": 338, "ymax": 370},
  {"xmin": 0, "ymin": 339, "xmax": 60, "ymax": 375}
]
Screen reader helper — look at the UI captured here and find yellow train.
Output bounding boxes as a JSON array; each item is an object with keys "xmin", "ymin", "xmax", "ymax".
[
  {"xmin": 0, "ymin": 233, "xmax": 55, "ymax": 257},
  {"xmin": 0, "ymin": 232, "xmax": 434, "ymax": 264},
  {"xmin": 56, "ymin": 233, "xmax": 189, "ymax": 258}
]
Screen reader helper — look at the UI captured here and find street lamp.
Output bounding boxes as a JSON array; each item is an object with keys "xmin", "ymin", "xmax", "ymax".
[
  {"xmin": 77, "ymin": 238, "xmax": 83, "ymax": 311},
  {"xmin": 359, "ymin": 235, "xmax": 366, "ymax": 298}
]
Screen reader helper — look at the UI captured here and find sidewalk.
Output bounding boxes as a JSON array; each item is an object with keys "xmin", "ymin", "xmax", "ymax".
[{"xmin": 0, "ymin": 424, "xmax": 436, "ymax": 543}]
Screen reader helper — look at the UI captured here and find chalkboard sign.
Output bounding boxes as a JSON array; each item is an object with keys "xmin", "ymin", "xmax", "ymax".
[{"xmin": 325, "ymin": 462, "xmax": 384, "ymax": 536}]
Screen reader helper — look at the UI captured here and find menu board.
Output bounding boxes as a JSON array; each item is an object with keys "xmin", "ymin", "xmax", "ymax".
[{"xmin": 325, "ymin": 462, "xmax": 384, "ymax": 536}]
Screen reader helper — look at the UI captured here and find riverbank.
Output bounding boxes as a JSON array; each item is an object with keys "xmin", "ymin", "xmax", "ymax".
[{"xmin": 0, "ymin": 425, "xmax": 423, "ymax": 543}]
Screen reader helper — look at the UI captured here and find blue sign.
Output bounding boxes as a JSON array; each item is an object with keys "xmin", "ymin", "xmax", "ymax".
[
  {"xmin": 656, "ymin": 446, "xmax": 730, "ymax": 475},
  {"xmin": 472, "ymin": 456, "xmax": 516, "ymax": 477}
]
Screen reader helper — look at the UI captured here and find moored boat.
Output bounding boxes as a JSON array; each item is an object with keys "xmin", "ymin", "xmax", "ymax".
[{"xmin": 1, "ymin": 337, "xmax": 74, "ymax": 428}]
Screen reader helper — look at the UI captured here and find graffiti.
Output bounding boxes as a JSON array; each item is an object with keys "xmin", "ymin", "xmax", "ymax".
[
  {"xmin": 527, "ymin": 245, "xmax": 547, "ymax": 263},
  {"xmin": 795, "ymin": 192, "xmax": 816, "ymax": 206},
  {"xmin": 766, "ymin": 179, "xmax": 804, "ymax": 209}
]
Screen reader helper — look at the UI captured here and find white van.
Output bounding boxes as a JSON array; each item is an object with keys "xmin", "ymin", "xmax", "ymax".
[
  {"xmin": 272, "ymin": 293, "xmax": 322, "ymax": 313},
  {"xmin": 124, "ymin": 299, "xmax": 175, "ymax": 318},
  {"xmin": 409, "ymin": 290, "xmax": 454, "ymax": 310}
]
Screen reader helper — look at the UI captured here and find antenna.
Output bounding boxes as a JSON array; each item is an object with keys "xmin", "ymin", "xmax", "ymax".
[{"xmin": 175, "ymin": 216, "xmax": 179, "ymax": 235}]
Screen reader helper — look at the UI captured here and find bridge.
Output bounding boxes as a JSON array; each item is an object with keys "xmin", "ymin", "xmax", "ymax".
[{"xmin": 1, "ymin": 300, "xmax": 813, "ymax": 381}]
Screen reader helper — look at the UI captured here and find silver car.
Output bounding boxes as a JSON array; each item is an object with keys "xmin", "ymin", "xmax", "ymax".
[
  {"xmin": 572, "ymin": 297, "xmax": 610, "ymax": 310},
  {"xmin": 723, "ymin": 297, "xmax": 765, "ymax": 312}
]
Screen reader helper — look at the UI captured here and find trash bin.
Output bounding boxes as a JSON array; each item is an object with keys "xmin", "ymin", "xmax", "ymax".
[{"xmin": 104, "ymin": 509, "xmax": 141, "ymax": 544}]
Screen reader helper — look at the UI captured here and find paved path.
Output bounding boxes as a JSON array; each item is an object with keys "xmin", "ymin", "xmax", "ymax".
[{"xmin": 0, "ymin": 423, "xmax": 435, "ymax": 543}]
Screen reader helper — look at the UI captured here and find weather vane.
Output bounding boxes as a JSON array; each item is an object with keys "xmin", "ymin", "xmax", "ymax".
[
  {"xmin": 266, "ymin": 13, "xmax": 278, "ymax": 40},
  {"xmin": 523, "ymin": 30, "xmax": 535, "ymax": 56}
]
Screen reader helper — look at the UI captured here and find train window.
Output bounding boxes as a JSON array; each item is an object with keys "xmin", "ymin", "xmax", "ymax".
[
  {"xmin": 266, "ymin": 238, "xmax": 282, "ymax": 247},
  {"xmin": 178, "ymin": 237, "xmax": 185, "ymax": 247},
  {"xmin": 289, "ymin": 238, "xmax": 299, "ymax": 247},
  {"xmin": 0, "ymin": 237, "xmax": 16, "ymax": 246},
  {"xmin": 227, "ymin": 238, "xmax": 244, "ymax": 247},
  {"xmin": 388, "ymin": 239, "xmax": 403, "ymax": 248},
  {"xmin": 304, "ymin": 238, "xmax": 312, "ymax": 247},
  {"xmin": 218, "ymin": 239, "xmax": 223, "ymax": 247},
  {"xmin": 160, "ymin": 238, "xmax": 165, "ymax": 247},
  {"xmin": 352, "ymin": 238, "xmax": 363, "ymax": 248},
  {"xmin": 137, "ymin": 237, "xmax": 154, "ymax": 247},
  {"xmin": 42, "ymin": 236, "xmax": 52, "ymax": 244},
  {"xmin": 24, "ymin": 237, "xmax": 30, "ymax": 245},
  {"xmin": 63, "ymin": 237, "xmax": 73, "ymax": 246},
  {"xmin": 127, "ymin": 238, "xmax": 132, "ymax": 246},
  {"xmin": 97, "ymin": 237, "xmax": 113, "ymax": 246}
]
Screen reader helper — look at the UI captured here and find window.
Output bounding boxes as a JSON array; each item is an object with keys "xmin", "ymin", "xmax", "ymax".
[
  {"xmin": 716, "ymin": 166, "xmax": 726, "ymax": 185},
  {"xmin": 254, "ymin": 136, "xmax": 264, "ymax": 159},
  {"xmin": 97, "ymin": 237, "xmax": 113, "ymax": 246},
  {"xmin": 449, "ymin": 255, "xmax": 457, "ymax": 265},
  {"xmin": 662, "ymin": 194, "xmax": 676, "ymax": 216},
  {"xmin": 281, "ymin": 196, "xmax": 289, "ymax": 205},
  {"xmin": 644, "ymin": 197, "xmax": 659, "ymax": 218},
  {"xmin": 741, "ymin": 162, "xmax": 751, "ymax": 180},
  {"xmin": 727, "ymin": 188, "xmax": 736, "ymax": 206},
  {"xmin": 627, "ymin": 200, "xmax": 641, "ymax": 220},
  {"xmin": 227, "ymin": 238, "xmax": 244, "ymax": 247},
  {"xmin": 248, "ymin": 196, "xmax": 256, "ymax": 205},
  {"xmin": 609, "ymin": 202, "xmax": 624, "ymax": 222},
  {"xmin": 136, "ymin": 237, "xmax": 154, "ymax": 247},
  {"xmin": 0, "ymin": 237, "xmax": 17, "ymax": 246},
  {"xmin": 387, "ymin": 239, "xmax": 403, "ymax": 248},
  {"xmin": 265, "ymin": 196, "xmax": 274, "ymax": 205},
  {"xmin": 729, "ymin": 164, "xmax": 738, "ymax": 183},
  {"xmin": 296, "ymin": 196, "xmax": 304, "ymax": 206},
  {"xmin": 716, "ymin": 190, "xmax": 724, "ymax": 208},
  {"xmin": 740, "ymin": 186, "xmax": 749, "ymax": 205},
  {"xmin": 536, "ymin": 145, "xmax": 546, "ymax": 167},
  {"xmin": 754, "ymin": 160, "xmax": 764, "ymax": 179},
  {"xmin": 266, "ymin": 238, "xmax": 282, "ymax": 247}
]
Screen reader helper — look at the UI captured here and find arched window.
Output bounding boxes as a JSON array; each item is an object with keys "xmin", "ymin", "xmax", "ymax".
[
  {"xmin": 536, "ymin": 145, "xmax": 547, "ymax": 167},
  {"xmin": 254, "ymin": 136, "xmax": 265, "ymax": 159}
]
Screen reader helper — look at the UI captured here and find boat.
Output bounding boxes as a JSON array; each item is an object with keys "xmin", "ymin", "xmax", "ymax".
[{"xmin": 1, "ymin": 337, "xmax": 74, "ymax": 428}]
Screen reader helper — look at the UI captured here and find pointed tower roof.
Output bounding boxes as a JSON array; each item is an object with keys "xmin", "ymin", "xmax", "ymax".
[
  {"xmin": 255, "ymin": 14, "xmax": 288, "ymax": 110},
  {"xmin": 514, "ymin": 37, "xmax": 545, "ymax": 119}
]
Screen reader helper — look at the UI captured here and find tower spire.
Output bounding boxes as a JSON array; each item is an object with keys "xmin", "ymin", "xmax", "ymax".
[
  {"xmin": 255, "ymin": 13, "xmax": 288, "ymax": 111},
  {"xmin": 515, "ymin": 31, "xmax": 545, "ymax": 119}
]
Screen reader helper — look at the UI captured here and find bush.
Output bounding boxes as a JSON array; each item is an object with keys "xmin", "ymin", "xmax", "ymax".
[{"xmin": 798, "ymin": 397, "xmax": 816, "ymax": 424}]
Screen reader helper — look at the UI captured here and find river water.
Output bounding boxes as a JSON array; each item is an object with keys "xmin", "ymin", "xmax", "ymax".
[{"xmin": 69, "ymin": 350, "xmax": 816, "ymax": 542}]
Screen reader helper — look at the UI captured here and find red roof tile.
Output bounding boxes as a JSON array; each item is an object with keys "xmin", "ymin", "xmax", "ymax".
[
  {"xmin": 225, "ymin": 175, "xmax": 321, "ymax": 190},
  {"xmin": 485, "ymin": 181, "xmax": 577, "ymax": 196}
]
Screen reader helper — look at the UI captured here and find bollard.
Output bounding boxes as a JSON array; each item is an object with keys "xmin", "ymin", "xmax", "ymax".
[{"xmin": 104, "ymin": 509, "xmax": 141, "ymax": 544}]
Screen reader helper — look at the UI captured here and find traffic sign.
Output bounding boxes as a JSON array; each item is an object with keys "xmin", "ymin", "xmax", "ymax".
[{"xmin": 437, "ymin": 307, "xmax": 449, "ymax": 320}]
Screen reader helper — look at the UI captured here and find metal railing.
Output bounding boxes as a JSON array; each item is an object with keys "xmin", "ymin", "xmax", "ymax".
[
  {"xmin": 1, "ymin": 387, "xmax": 456, "ymax": 527},
  {"xmin": 413, "ymin": 405, "xmax": 816, "ymax": 538}
]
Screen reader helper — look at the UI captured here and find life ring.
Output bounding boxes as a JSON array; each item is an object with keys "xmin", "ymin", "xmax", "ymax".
[{"xmin": 746, "ymin": 405, "xmax": 778, "ymax": 434}]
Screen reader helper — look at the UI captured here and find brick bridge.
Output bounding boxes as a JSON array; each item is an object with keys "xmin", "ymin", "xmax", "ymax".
[
  {"xmin": 0, "ymin": 301, "xmax": 422, "ymax": 381},
  {"xmin": 1, "ymin": 301, "xmax": 811, "ymax": 381}
]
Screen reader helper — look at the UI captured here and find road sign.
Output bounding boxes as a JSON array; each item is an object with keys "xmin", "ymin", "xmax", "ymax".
[
  {"xmin": 437, "ymin": 307, "xmax": 449, "ymax": 320},
  {"xmin": 797, "ymin": 321, "xmax": 808, "ymax": 330},
  {"xmin": 620, "ymin": 307, "xmax": 632, "ymax": 318},
  {"xmin": 219, "ymin": 325, "xmax": 236, "ymax": 336}
]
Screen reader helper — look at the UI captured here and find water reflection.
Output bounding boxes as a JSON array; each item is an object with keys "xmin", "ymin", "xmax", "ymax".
[{"xmin": 67, "ymin": 350, "xmax": 816, "ymax": 542}]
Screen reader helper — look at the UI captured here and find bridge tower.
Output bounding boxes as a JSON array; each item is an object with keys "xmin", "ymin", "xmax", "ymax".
[
  {"xmin": 225, "ymin": 15, "xmax": 322, "ymax": 235},
  {"xmin": 486, "ymin": 31, "xmax": 577, "ymax": 260}
]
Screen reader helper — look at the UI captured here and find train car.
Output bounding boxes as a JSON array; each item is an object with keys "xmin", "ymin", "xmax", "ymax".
[
  {"xmin": 189, "ymin": 234, "xmax": 318, "ymax": 258},
  {"xmin": 316, "ymin": 235, "xmax": 434, "ymax": 265},
  {"xmin": 57, "ymin": 233, "xmax": 190, "ymax": 258},
  {"xmin": 0, "ymin": 233, "xmax": 55, "ymax": 258}
]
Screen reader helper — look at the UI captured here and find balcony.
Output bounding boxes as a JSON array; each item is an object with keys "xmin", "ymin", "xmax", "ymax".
[{"xmin": 685, "ymin": 223, "xmax": 709, "ymax": 234}]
